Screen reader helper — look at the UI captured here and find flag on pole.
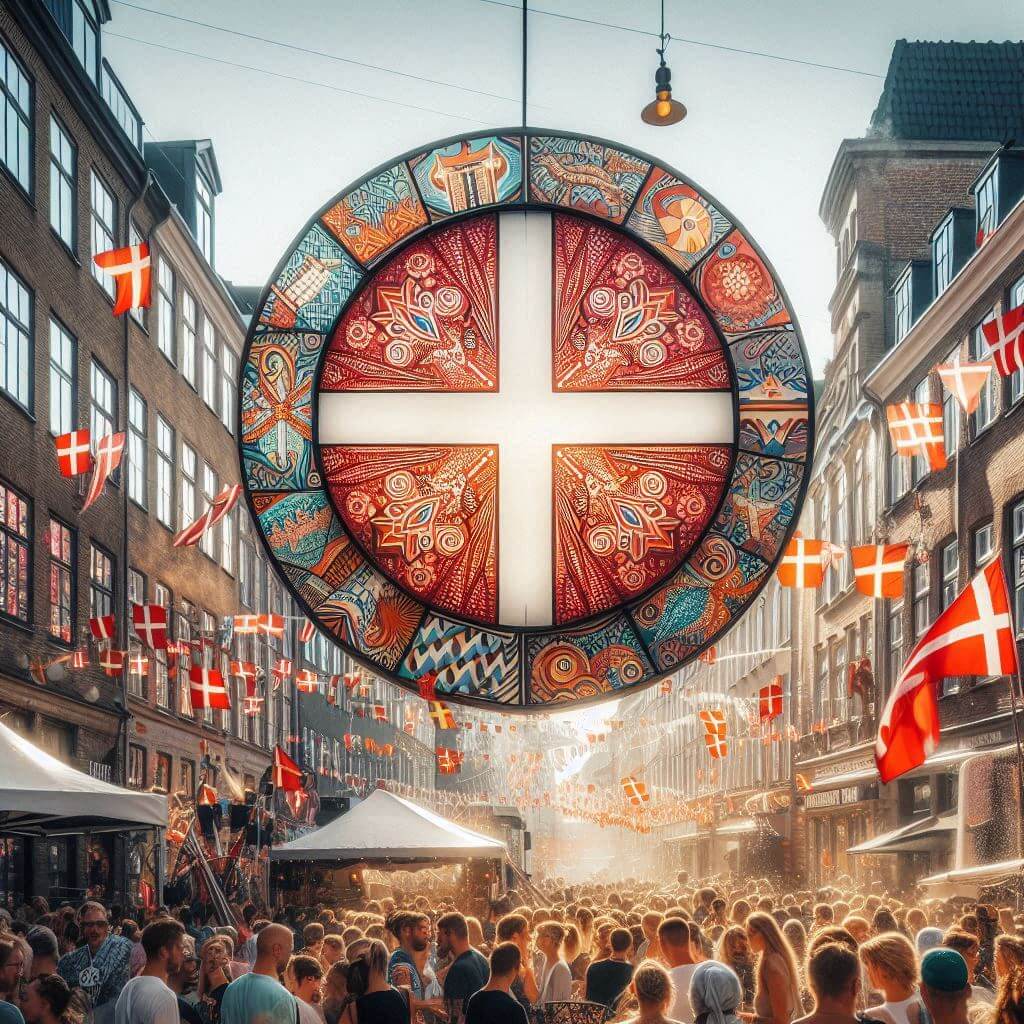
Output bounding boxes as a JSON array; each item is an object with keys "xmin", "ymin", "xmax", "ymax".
[
  {"xmin": 851, "ymin": 544, "xmax": 910, "ymax": 599},
  {"xmin": 875, "ymin": 561, "xmax": 1019, "ymax": 783},
  {"xmin": 886, "ymin": 402, "xmax": 947, "ymax": 471},
  {"xmin": 777, "ymin": 537, "xmax": 826, "ymax": 588},
  {"xmin": 229, "ymin": 660, "xmax": 258, "ymax": 697},
  {"xmin": 981, "ymin": 305, "xmax": 1024, "ymax": 377},
  {"xmin": 936, "ymin": 361, "xmax": 994, "ymax": 414},
  {"xmin": 132, "ymin": 603, "xmax": 168, "ymax": 650},
  {"xmin": 82, "ymin": 433, "xmax": 125, "ymax": 511},
  {"xmin": 89, "ymin": 614, "xmax": 115, "ymax": 641},
  {"xmin": 55, "ymin": 430, "xmax": 92, "ymax": 477},
  {"xmin": 173, "ymin": 484, "xmax": 243, "ymax": 548},
  {"xmin": 93, "ymin": 242, "xmax": 152, "ymax": 315},
  {"xmin": 188, "ymin": 666, "xmax": 231, "ymax": 710},
  {"xmin": 758, "ymin": 678, "xmax": 783, "ymax": 722},
  {"xmin": 298, "ymin": 619, "xmax": 315, "ymax": 644},
  {"xmin": 273, "ymin": 745, "xmax": 303, "ymax": 791}
]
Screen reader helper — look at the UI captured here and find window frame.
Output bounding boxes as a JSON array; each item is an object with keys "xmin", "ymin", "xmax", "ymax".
[
  {"xmin": 0, "ymin": 258, "xmax": 33, "ymax": 413},
  {"xmin": 976, "ymin": 168, "xmax": 998, "ymax": 240},
  {"xmin": 89, "ymin": 542, "xmax": 115, "ymax": 620},
  {"xmin": 202, "ymin": 318, "xmax": 218, "ymax": 413},
  {"xmin": 156, "ymin": 415, "xmax": 175, "ymax": 529},
  {"xmin": 1009, "ymin": 275, "xmax": 1024, "ymax": 406},
  {"xmin": 48, "ymin": 515, "xmax": 75, "ymax": 644},
  {"xmin": 196, "ymin": 166, "xmax": 214, "ymax": 265},
  {"xmin": 0, "ymin": 37, "xmax": 33, "ymax": 196},
  {"xmin": 912, "ymin": 559, "xmax": 930, "ymax": 639},
  {"xmin": 181, "ymin": 290, "xmax": 197, "ymax": 388},
  {"xmin": 0, "ymin": 479, "xmax": 31, "ymax": 625},
  {"xmin": 89, "ymin": 359, "xmax": 117, "ymax": 451},
  {"xmin": 127, "ymin": 388, "xmax": 147, "ymax": 509},
  {"xmin": 933, "ymin": 214, "xmax": 954, "ymax": 296},
  {"xmin": 941, "ymin": 539, "xmax": 959, "ymax": 611},
  {"xmin": 180, "ymin": 441, "xmax": 197, "ymax": 534},
  {"xmin": 1011, "ymin": 498, "xmax": 1024, "ymax": 640},
  {"xmin": 973, "ymin": 522, "xmax": 995, "ymax": 570},
  {"xmin": 220, "ymin": 345, "xmax": 237, "ymax": 434},
  {"xmin": 48, "ymin": 316, "xmax": 76, "ymax": 437},
  {"xmin": 970, "ymin": 312, "xmax": 999, "ymax": 435},
  {"xmin": 156, "ymin": 256, "xmax": 176, "ymax": 364},
  {"xmin": 48, "ymin": 112, "xmax": 77, "ymax": 252},
  {"xmin": 894, "ymin": 273, "xmax": 913, "ymax": 343},
  {"xmin": 90, "ymin": 169, "xmax": 118, "ymax": 301}
]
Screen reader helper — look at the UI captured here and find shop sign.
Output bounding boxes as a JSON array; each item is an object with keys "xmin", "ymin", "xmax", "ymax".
[{"xmin": 804, "ymin": 785, "xmax": 859, "ymax": 809}]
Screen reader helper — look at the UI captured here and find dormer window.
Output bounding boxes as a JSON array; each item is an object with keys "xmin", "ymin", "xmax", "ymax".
[
  {"xmin": 932, "ymin": 215, "xmax": 954, "ymax": 294},
  {"xmin": 891, "ymin": 260, "xmax": 932, "ymax": 346},
  {"xmin": 196, "ymin": 168, "xmax": 213, "ymax": 265},
  {"xmin": 894, "ymin": 273, "xmax": 912, "ymax": 343},
  {"xmin": 976, "ymin": 168, "xmax": 998, "ymax": 242},
  {"xmin": 45, "ymin": 0, "xmax": 98, "ymax": 82}
]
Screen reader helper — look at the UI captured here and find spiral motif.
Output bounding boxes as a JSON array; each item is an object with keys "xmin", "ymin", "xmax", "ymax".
[
  {"xmin": 583, "ymin": 286, "xmax": 617, "ymax": 319},
  {"xmin": 682, "ymin": 321, "xmax": 706, "ymax": 346},
  {"xmin": 345, "ymin": 490, "xmax": 372, "ymax": 522},
  {"xmin": 586, "ymin": 525, "xmax": 617, "ymax": 556},
  {"xmin": 407, "ymin": 564, "xmax": 434, "ymax": 589},
  {"xmin": 385, "ymin": 340, "xmax": 414, "ymax": 367},
  {"xmin": 433, "ymin": 285, "xmax": 467, "ymax": 317},
  {"xmin": 638, "ymin": 339, "xmax": 667, "ymax": 366},
  {"xmin": 346, "ymin": 318, "xmax": 371, "ymax": 350},
  {"xmin": 617, "ymin": 657, "xmax": 645, "ymax": 684},
  {"xmin": 534, "ymin": 645, "xmax": 589, "ymax": 687},
  {"xmin": 634, "ymin": 599, "xmax": 661, "ymax": 626},
  {"xmin": 434, "ymin": 525, "xmax": 466, "ymax": 556},
  {"xmin": 384, "ymin": 472, "xmax": 416, "ymax": 500},
  {"xmin": 695, "ymin": 535, "xmax": 736, "ymax": 581},
  {"xmin": 405, "ymin": 251, "xmax": 433, "ymax": 278},
  {"xmin": 638, "ymin": 471, "xmax": 667, "ymax": 499},
  {"xmin": 677, "ymin": 491, "xmax": 708, "ymax": 519}
]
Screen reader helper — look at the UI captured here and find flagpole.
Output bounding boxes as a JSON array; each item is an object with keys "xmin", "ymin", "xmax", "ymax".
[{"xmin": 1010, "ymin": 659, "xmax": 1024, "ymax": 866}]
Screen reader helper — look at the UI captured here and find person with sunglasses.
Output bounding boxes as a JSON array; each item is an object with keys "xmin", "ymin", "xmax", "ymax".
[{"xmin": 56, "ymin": 903, "xmax": 132, "ymax": 1022}]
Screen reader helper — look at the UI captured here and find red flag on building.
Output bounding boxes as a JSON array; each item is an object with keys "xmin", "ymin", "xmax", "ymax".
[
  {"xmin": 93, "ymin": 242, "xmax": 152, "ymax": 315},
  {"xmin": 82, "ymin": 433, "xmax": 125, "ymax": 511},
  {"xmin": 698, "ymin": 646, "xmax": 717, "ymax": 665},
  {"xmin": 72, "ymin": 649, "xmax": 88, "ymax": 670},
  {"xmin": 229, "ymin": 660, "xmax": 258, "ymax": 697},
  {"xmin": 132, "ymin": 602, "xmax": 168, "ymax": 650},
  {"xmin": 272, "ymin": 658, "xmax": 292, "ymax": 684},
  {"xmin": 243, "ymin": 696, "xmax": 263, "ymax": 717},
  {"xmin": 298, "ymin": 619, "xmax": 315, "ymax": 644},
  {"xmin": 851, "ymin": 543, "xmax": 910, "ymax": 599},
  {"xmin": 936, "ymin": 361, "xmax": 993, "ymax": 414},
  {"xmin": 55, "ymin": 430, "xmax": 92, "ymax": 477},
  {"xmin": 981, "ymin": 305, "xmax": 1024, "ymax": 376},
  {"xmin": 295, "ymin": 669, "xmax": 318, "ymax": 693},
  {"xmin": 232, "ymin": 615, "xmax": 260, "ymax": 634},
  {"xmin": 372, "ymin": 704, "xmax": 387, "ymax": 723},
  {"xmin": 758, "ymin": 678, "xmax": 783, "ymax": 722},
  {"xmin": 99, "ymin": 648, "xmax": 125, "ymax": 677},
  {"xmin": 886, "ymin": 402, "xmax": 946, "ymax": 471},
  {"xmin": 776, "ymin": 537, "xmax": 826, "ymax": 588},
  {"xmin": 273, "ymin": 745, "xmax": 303, "ymax": 791},
  {"xmin": 876, "ymin": 561, "xmax": 1019, "ymax": 783},
  {"xmin": 188, "ymin": 666, "xmax": 231, "ymax": 710},
  {"xmin": 259, "ymin": 614, "xmax": 285, "ymax": 636},
  {"xmin": 89, "ymin": 614, "xmax": 115, "ymax": 641},
  {"xmin": 704, "ymin": 730, "xmax": 728, "ymax": 758},
  {"xmin": 129, "ymin": 654, "xmax": 149, "ymax": 676},
  {"xmin": 326, "ymin": 675, "xmax": 339, "ymax": 706},
  {"xmin": 436, "ymin": 748, "xmax": 463, "ymax": 775},
  {"xmin": 417, "ymin": 671, "xmax": 438, "ymax": 701},
  {"xmin": 343, "ymin": 671, "xmax": 361, "ymax": 693},
  {"xmin": 621, "ymin": 776, "xmax": 650, "ymax": 805},
  {"xmin": 173, "ymin": 484, "xmax": 243, "ymax": 548}
]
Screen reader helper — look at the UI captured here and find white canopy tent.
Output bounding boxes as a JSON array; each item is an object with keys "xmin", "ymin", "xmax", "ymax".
[
  {"xmin": 0, "ymin": 719, "xmax": 167, "ymax": 836},
  {"xmin": 270, "ymin": 789, "xmax": 507, "ymax": 864}
]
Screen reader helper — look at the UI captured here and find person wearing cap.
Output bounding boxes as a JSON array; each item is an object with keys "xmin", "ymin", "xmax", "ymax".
[{"xmin": 918, "ymin": 949, "xmax": 970, "ymax": 1024}]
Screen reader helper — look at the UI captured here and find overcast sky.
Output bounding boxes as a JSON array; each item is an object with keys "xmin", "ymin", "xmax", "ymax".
[{"xmin": 103, "ymin": 0, "xmax": 1024, "ymax": 371}]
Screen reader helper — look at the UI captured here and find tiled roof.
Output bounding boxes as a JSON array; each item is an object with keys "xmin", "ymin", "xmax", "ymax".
[{"xmin": 869, "ymin": 40, "xmax": 1024, "ymax": 142}]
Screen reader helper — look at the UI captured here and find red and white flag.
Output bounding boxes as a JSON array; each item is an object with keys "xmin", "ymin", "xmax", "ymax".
[
  {"xmin": 936, "ymin": 361, "xmax": 993, "ymax": 415},
  {"xmin": 851, "ymin": 544, "xmax": 910, "ymax": 599},
  {"xmin": 272, "ymin": 658, "xmax": 292, "ymax": 685},
  {"xmin": 982, "ymin": 305, "xmax": 1024, "ymax": 377},
  {"xmin": 82, "ymin": 433, "xmax": 125, "ymax": 511},
  {"xmin": 429, "ymin": 701, "xmax": 456, "ymax": 730},
  {"xmin": 55, "ymin": 430, "xmax": 92, "ymax": 477},
  {"xmin": 698, "ymin": 646, "xmax": 717, "ymax": 666},
  {"xmin": 876, "ymin": 561, "xmax": 1019, "ymax": 783},
  {"xmin": 704, "ymin": 730, "xmax": 728, "ymax": 759},
  {"xmin": 99, "ymin": 648, "xmax": 125, "ymax": 676},
  {"xmin": 232, "ymin": 615, "xmax": 260, "ymax": 634},
  {"xmin": 89, "ymin": 614, "xmax": 115, "ymax": 641},
  {"xmin": 258, "ymin": 614, "xmax": 285, "ymax": 637},
  {"xmin": 887, "ymin": 402, "xmax": 946, "ymax": 471},
  {"xmin": 72, "ymin": 649, "xmax": 88, "ymax": 670},
  {"xmin": 699, "ymin": 708, "xmax": 726, "ymax": 731},
  {"xmin": 436, "ymin": 747, "xmax": 463, "ymax": 775},
  {"xmin": 298, "ymin": 619, "xmax": 315, "ymax": 644},
  {"xmin": 132, "ymin": 603, "xmax": 168, "ymax": 650},
  {"xmin": 273, "ymin": 745, "xmax": 303, "ymax": 791},
  {"xmin": 326, "ymin": 674, "xmax": 340, "ymax": 706},
  {"xmin": 343, "ymin": 671, "xmax": 362, "ymax": 693},
  {"xmin": 777, "ymin": 537, "xmax": 825, "ymax": 588},
  {"xmin": 758, "ymin": 678, "xmax": 783, "ymax": 722},
  {"xmin": 372, "ymin": 703, "xmax": 387, "ymax": 723},
  {"xmin": 93, "ymin": 242, "xmax": 152, "ymax": 316},
  {"xmin": 243, "ymin": 696, "xmax": 264, "ymax": 717},
  {"xmin": 295, "ymin": 669, "xmax": 319, "ymax": 693},
  {"xmin": 621, "ymin": 776, "xmax": 650, "ymax": 805},
  {"xmin": 129, "ymin": 654, "xmax": 149, "ymax": 676},
  {"xmin": 173, "ymin": 484, "xmax": 243, "ymax": 548},
  {"xmin": 230, "ymin": 660, "xmax": 258, "ymax": 697},
  {"xmin": 188, "ymin": 665, "xmax": 231, "ymax": 710}
]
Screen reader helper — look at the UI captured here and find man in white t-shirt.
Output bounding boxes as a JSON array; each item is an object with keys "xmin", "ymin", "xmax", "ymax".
[
  {"xmin": 114, "ymin": 918, "xmax": 186, "ymax": 1024},
  {"xmin": 660, "ymin": 917, "xmax": 699, "ymax": 1024}
]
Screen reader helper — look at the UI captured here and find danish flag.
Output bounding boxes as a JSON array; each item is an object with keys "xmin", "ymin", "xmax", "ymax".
[
  {"xmin": 298, "ymin": 619, "xmax": 315, "ymax": 644},
  {"xmin": 93, "ymin": 242, "xmax": 152, "ymax": 316},
  {"xmin": 758, "ymin": 678, "xmax": 783, "ymax": 721},
  {"xmin": 436, "ymin": 747, "xmax": 463, "ymax": 775},
  {"xmin": 128, "ymin": 654, "xmax": 149, "ymax": 675},
  {"xmin": 55, "ymin": 430, "xmax": 92, "ymax": 477},
  {"xmin": 243, "ymin": 696, "xmax": 263, "ymax": 717},
  {"xmin": 83, "ymin": 433, "xmax": 126, "ymax": 511},
  {"xmin": 429, "ymin": 701, "xmax": 456, "ymax": 730},
  {"xmin": 89, "ymin": 614, "xmax": 115, "ymax": 641},
  {"xmin": 99, "ymin": 648, "xmax": 125, "ymax": 676},
  {"xmin": 295, "ymin": 669, "xmax": 319, "ymax": 693},
  {"xmin": 886, "ymin": 402, "xmax": 946, "ymax": 471},
  {"xmin": 875, "ymin": 561, "xmax": 1019, "ymax": 783},
  {"xmin": 272, "ymin": 658, "xmax": 292, "ymax": 685},
  {"xmin": 704, "ymin": 729, "xmax": 728, "ymax": 759},
  {"xmin": 132, "ymin": 603, "xmax": 168, "ymax": 650},
  {"xmin": 699, "ymin": 646, "xmax": 717, "ymax": 665},
  {"xmin": 699, "ymin": 708, "xmax": 726, "ymax": 730},
  {"xmin": 936, "ymin": 361, "xmax": 994, "ymax": 415},
  {"xmin": 700, "ymin": 707, "xmax": 728, "ymax": 758},
  {"xmin": 777, "ymin": 537, "xmax": 826, "ymax": 588},
  {"xmin": 343, "ymin": 671, "xmax": 361, "ymax": 693},
  {"xmin": 173, "ymin": 484, "xmax": 243, "ymax": 548},
  {"xmin": 273, "ymin": 745, "xmax": 303, "ymax": 791},
  {"xmin": 188, "ymin": 665, "xmax": 231, "ymax": 710},
  {"xmin": 232, "ymin": 615, "xmax": 260, "ymax": 634},
  {"xmin": 851, "ymin": 544, "xmax": 910, "ymax": 599},
  {"xmin": 230, "ymin": 660, "xmax": 258, "ymax": 696},
  {"xmin": 621, "ymin": 776, "xmax": 650, "ymax": 805},
  {"xmin": 981, "ymin": 305, "xmax": 1024, "ymax": 377},
  {"xmin": 372, "ymin": 703, "xmax": 388, "ymax": 723},
  {"xmin": 258, "ymin": 614, "xmax": 285, "ymax": 637},
  {"xmin": 72, "ymin": 649, "xmax": 88, "ymax": 670},
  {"xmin": 326, "ymin": 674, "xmax": 339, "ymax": 706}
]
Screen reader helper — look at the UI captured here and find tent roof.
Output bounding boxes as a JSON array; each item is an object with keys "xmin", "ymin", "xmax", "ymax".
[
  {"xmin": 270, "ymin": 789, "xmax": 507, "ymax": 863},
  {"xmin": 0, "ymin": 720, "xmax": 166, "ymax": 835},
  {"xmin": 848, "ymin": 815, "xmax": 956, "ymax": 855}
]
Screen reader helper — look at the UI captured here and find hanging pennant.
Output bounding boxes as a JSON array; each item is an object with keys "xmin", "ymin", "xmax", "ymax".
[
  {"xmin": 132, "ymin": 603, "xmax": 168, "ymax": 650},
  {"xmin": 93, "ymin": 242, "xmax": 152, "ymax": 315},
  {"xmin": 82, "ymin": 433, "xmax": 125, "ymax": 511},
  {"xmin": 851, "ymin": 543, "xmax": 909, "ymax": 599},
  {"xmin": 99, "ymin": 648, "xmax": 125, "ymax": 677},
  {"xmin": 886, "ymin": 402, "xmax": 946, "ymax": 471},
  {"xmin": 295, "ymin": 669, "xmax": 319, "ymax": 693},
  {"xmin": 273, "ymin": 745, "xmax": 303, "ymax": 791},
  {"xmin": 298, "ymin": 619, "xmax": 315, "ymax": 644},
  {"xmin": 777, "ymin": 537, "xmax": 826, "ymax": 588},
  {"xmin": 55, "ymin": 430, "xmax": 92, "ymax": 477},
  {"xmin": 981, "ymin": 305, "xmax": 1024, "ymax": 376},
  {"xmin": 436, "ymin": 747, "xmax": 463, "ymax": 774},
  {"xmin": 621, "ymin": 776, "xmax": 650, "ymax": 805},
  {"xmin": 936, "ymin": 361, "xmax": 993, "ymax": 414},
  {"xmin": 758, "ymin": 678, "xmax": 783, "ymax": 722},
  {"xmin": 188, "ymin": 666, "xmax": 231, "ymax": 710},
  {"xmin": 173, "ymin": 483, "xmax": 243, "ymax": 548},
  {"xmin": 89, "ymin": 614, "xmax": 115, "ymax": 641}
]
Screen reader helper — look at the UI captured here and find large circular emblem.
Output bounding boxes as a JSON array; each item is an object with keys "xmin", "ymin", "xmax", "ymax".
[{"xmin": 239, "ymin": 130, "xmax": 814, "ymax": 710}]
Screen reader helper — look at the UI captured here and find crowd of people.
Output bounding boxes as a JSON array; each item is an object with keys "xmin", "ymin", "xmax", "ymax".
[{"xmin": 0, "ymin": 874, "xmax": 1023, "ymax": 1024}]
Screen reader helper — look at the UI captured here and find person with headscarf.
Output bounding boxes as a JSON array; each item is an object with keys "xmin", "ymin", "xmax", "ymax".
[
  {"xmin": 917, "ymin": 931, "xmax": 945, "ymax": 959},
  {"xmin": 690, "ymin": 961, "xmax": 743, "ymax": 1024}
]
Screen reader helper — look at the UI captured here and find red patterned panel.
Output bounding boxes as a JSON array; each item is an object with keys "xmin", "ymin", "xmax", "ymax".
[
  {"xmin": 553, "ymin": 445, "xmax": 731, "ymax": 624},
  {"xmin": 323, "ymin": 216, "xmax": 498, "ymax": 392},
  {"xmin": 322, "ymin": 445, "xmax": 498, "ymax": 622},
  {"xmin": 552, "ymin": 215, "xmax": 729, "ymax": 392}
]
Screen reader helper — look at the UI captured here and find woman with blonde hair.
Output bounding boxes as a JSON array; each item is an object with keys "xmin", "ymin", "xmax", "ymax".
[
  {"xmin": 535, "ymin": 922, "xmax": 572, "ymax": 1004},
  {"xmin": 564, "ymin": 924, "xmax": 591, "ymax": 986},
  {"xmin": 858, "ymin": 933, "xmax": 920, "ymax": 1024},
  {"xmin": 782, "ymin": 920, "xmax": 812, "ymax": 1014},
  {"xmin": 620, "ymin": 959, "xmax": 678, "ymax": 1024},
  {"xmin": 996, "ymin": 935, "xmax": 1024, "ymax": 981},
  {"xmin": 992, "ymin": 935, "xmax": 1024, "ymax": 1024},
  {"xmin": 745, "ymin": 912, "xmax": 801, "ymax": 1024}
]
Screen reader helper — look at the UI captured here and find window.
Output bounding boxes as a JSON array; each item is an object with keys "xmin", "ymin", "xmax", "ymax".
[
  {"xmin": 48, "ymin": 517, "xmax": 73, "ymax": 643},
  {"xmin": 0, "ymin": 482, "xmax": 30, "ymax": 623},
  {"xmin": 200, "ymin": 463, "xmax": 217, "ymax": 558},
  {"xmin": 221, "ymin": 507, "xmax": 234, "ymax": 575},
  {"xmin": 181, "ymin": 291, "xmax": 197, "ymax": 387},
  {"xmin": 887, "ymin": 602, "xmax": 904, "ymax": 692},
  {"xmin": 156, "ymin": 416, "xmax": 174, "ymax": 528},
  {"xmin": 942, "ymin": 362, "xmax": 960, "ymax": 460},
  {"xmin": 128, "ymin": 221, "xmax": 145, "ymax": 327},
  {"xmin": 1010, "ymin": 275, "xmax": 1024, "ymax": 405},
  {"xmin": 933, "ymin": 215, "xmax": 954, "ymax": 295},
  {"xmin": 101, "ymin": 64, "xmax": 140, "ymax": 149},
  {"xmin": 196, "ymin": 170, "xmax": 213, "ymax": 264},
  {"xmin": 976, "ymin": 169, "xmax": 998, "ymax": 241},
  {"xmin": 179, "ymin": 759, "xmax": 195, "ymax": 798},
  {"xmin": 1013, "ymin": 500, "xmax": 1024, "ymax": 633},
  {"xmin": 912, "ymin": 561, "xmax": 930, "ymax": 638},
  {"xmin": 894, "ymin": 275, "xmax": 912, "ymax": 343},
  {"xmin": 202, "ymin": 320, "xmax": 218, "ymax": 412},
  {"xmin": 48, "ymin": 318, "xmax": 75, "ymax": 436},
  {"xmin": 974, "ymin": 523, "xmax": 995, "ymax": 569},
  {"xmin": 49, "ymin": 115, "xmax": 76, "ymax": 249},
  {"xmin": 90, "ymin": 172, "xmax": 117, "ymax": 300},
  {"xmin": 127, "ymin": 389, "xmax": 147, "ymax": 507},
  {"xmin": 127, "ymin": 568, "xmax": 145, "ymax": 697},
  {"xmin": 912, "ymin": 379, "xmax": 931, "ymax": 485},
  {"xmin": 180, "ymin": 443, "xmax": 196, "ymax": 532},
  {"xmin": 154, "ymin": 583, "xmax": 170, "ymax": 708},
  {"xmin": 127, "ymin": 744, "xmax": 146, "ymax": 789},
  {"xmin": 89, "ymin": 360, "xmax": 116, "ymax": 447},
  {"xmin": 71, "ymin": 0, "xmax": 97, "ymax": 81},
  {"xmin": 154, "ymin": 752, "xmax": 171, "ymax": 793},
  {"xmin": 156, "ymin": 258, "xmax": 175, "ymax": 363},
  {"xmin": 1, "ymin": 259, "xmax": 32, "ymax": 410},
  {"xmin": 941, "ymin": 540, "xmax": 959, "ymax": 610},
  {"xmin": 220, "ymin": 346, "xmax": 236, "ymax": 434},
  {"xmin": 89, "ymin": 543, "xmax": 114, "ymax": 618},
  {"xmin": 239, "ymin": 535, "xmax": 255, "ymax": 608},
  {"xmin": 1, "ymin": 41, "xmax": 31, "ymax": 193},
  {"xmin": 177, "ymin": 600, "xmax": 193, "ymax": 716},
  {"xmin": 832, "ymin": 471, "xmax": 849, "ymax": 593},
  {"xmin": 889, "ymin": 443, "xmax": 908, "ymax": 505},
  {"xmin": 970, "ymin": 313, "xmax": 998, "ymax": 433}
]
